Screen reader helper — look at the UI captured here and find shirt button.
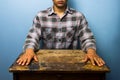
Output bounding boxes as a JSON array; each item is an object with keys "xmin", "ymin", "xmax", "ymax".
[
  {"xmin": 59, "ymin": 28, "xmax": 62, "ymax": 32},
  {"xmin": 59, "ymin": 39, "xmax": 61, "ymax": 42}
]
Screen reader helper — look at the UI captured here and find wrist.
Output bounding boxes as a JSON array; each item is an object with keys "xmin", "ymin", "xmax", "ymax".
[
  {"xmin": 25, "ymin": 48, "xmax": 35, "ymax": 54},
  {"xmin": 87, "ymin": 48, "xmax": 96, "ymax": 54}
]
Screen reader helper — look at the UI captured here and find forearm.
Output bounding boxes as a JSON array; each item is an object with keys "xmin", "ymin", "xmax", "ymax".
[
  {"xmin": 79, "ymin": 26, "xmax": 96, "ymax": 52},
  {"xmin": 23, "ymin": 15, "xmax": 41, "ymax": 52},
  {"xmin": 81, "ymin": 38, "xmax": 96, "ymax": 52},
  {"xmin": 23, "ymin": 30, "xmax": 40, "ymax": 52},
  {"xmin": 79, "ymin": 14, "xmax": 96, "ymax": 52}
]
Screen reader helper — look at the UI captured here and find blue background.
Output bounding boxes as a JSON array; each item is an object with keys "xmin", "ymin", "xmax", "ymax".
[{"xmin": 0, "ymin": 0, "xmax": 120, "ymax": 80}]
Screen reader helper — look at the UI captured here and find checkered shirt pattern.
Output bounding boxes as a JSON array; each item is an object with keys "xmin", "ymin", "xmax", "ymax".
[{"xmin": 23, "ymin": 7, "xmax": 96, "ymax": 52}]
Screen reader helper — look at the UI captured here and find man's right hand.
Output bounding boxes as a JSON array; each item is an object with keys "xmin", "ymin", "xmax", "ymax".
[{"xmin": 16, "ymin": 48, "xmax": 38, "ymax": 66}]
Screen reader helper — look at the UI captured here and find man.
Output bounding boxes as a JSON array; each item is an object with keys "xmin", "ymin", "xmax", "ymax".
[{"xmin": 17, "ymin": 0, "xmax": 105, "ymax": 66}]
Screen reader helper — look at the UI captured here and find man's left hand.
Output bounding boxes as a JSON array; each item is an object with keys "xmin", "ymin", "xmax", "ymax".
[{"xmin": 82, "ymin": 48, "xmax": 105, "ymax": 66}]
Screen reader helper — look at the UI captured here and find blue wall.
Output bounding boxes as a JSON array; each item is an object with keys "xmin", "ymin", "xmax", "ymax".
[{"xmin": 0, "ymin": 0, "xmax": 120, "ymax": 80}]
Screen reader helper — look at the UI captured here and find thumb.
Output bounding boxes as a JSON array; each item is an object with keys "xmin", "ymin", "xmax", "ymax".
[
  {"xmin": 81, "ymin": 55, "xmax": 88, "ymax": 63},
  {"xmin": 33, "ymin": 55, "xmax": 38, "ymax": 61}
]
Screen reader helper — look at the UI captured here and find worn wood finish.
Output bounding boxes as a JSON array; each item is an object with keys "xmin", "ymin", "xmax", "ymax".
[{"xmin": 9, "ymin": 50, "xmax": 110, "ymax": 80}]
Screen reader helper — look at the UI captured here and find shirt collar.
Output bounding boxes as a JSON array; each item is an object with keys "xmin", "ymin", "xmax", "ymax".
[{"xmin": 48, "ymin": 6, "xmax": 73, "ymax": 16}]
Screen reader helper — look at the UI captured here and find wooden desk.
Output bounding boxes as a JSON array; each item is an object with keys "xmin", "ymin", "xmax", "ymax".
[{"xmin": 9, "ymin": 50, "xmax": 110, "ymax": 80}]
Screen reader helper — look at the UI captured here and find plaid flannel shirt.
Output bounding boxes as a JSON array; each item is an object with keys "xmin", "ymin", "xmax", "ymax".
[{"xmin": 23, "ymin": 7, "xmax": 96, "ymax": 52}]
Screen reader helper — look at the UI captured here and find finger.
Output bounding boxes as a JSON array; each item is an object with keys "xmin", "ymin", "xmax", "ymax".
[
  {"xmin": 81, "ymin": 55, "xmax": 88, "ymax": 62},
  {"xmin": 95, "ymin": 58, "xmax": 105, "ymax": 66},
  {"xmin": 16, "ymin": 57, "xmax": 23, "ymax": 65},
  {"xmin": 16, "ymin": 58, "xmax": 21, "ymax": 63},
  {"xmin": 94, "ymin": 57, "xmax": 101, "ymax": 66},
  {"xmin": 99, "ymin": 58, "xmax": 105, "ymax": 66},
  {"xmin": 100, "ymin": 58, "xmax": 105, "ymax": 64},
  {"xmin": 90, "ymin": 58, "xmax": 95, "ymax": 65},
  {"xmin": 21, "ymin": 59, "xmax": 27, "ymax": 66},
  {"xmin": 34, "ymin": 55, "xmax": 38, "ymax": 62},
  {"xmin": 19, "ymin": 61, "xmax": 23, "ymax": 65},
  {"xmin": 26, "ymin": 58, "xmax": 31, "ymax": 65}
]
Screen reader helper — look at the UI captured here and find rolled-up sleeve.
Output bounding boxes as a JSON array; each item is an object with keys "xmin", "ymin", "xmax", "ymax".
[{"xmin": 23, "ymin": 15, "xmax": 41, "ymax": 52}]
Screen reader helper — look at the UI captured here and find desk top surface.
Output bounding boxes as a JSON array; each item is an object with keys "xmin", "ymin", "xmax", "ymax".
[{"xmin": 9, "ymin": 50, "xmax": 110, "ymax": 73}]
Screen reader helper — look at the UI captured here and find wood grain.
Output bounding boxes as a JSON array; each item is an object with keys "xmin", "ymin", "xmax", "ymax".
[{"xmin": 9, "ymin": 50, "xmax": 110, "ymax": 73}]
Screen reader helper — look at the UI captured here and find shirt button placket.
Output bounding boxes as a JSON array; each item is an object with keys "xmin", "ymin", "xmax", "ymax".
[
  {"xmin": 59, "ymin": 20, "xmax": 62, "ymax": 33},
  {"xmin": 58, "ymin": 19, "xmax": 62, "ymax": 48}
]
